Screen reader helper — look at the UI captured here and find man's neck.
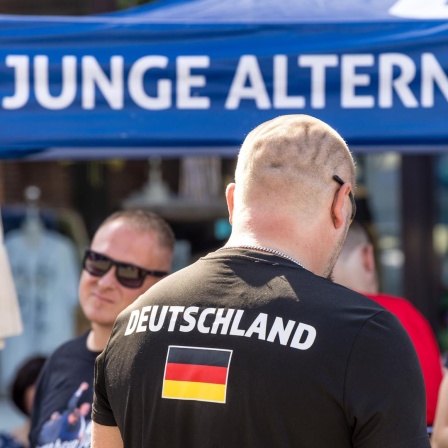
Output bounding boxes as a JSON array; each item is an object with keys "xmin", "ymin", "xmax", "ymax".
[
  {"xmin": 86, "ymin": 324, "xmax": 113, "ymax": 352},
  {"xmin": 226, "ymin": 230, "xmax": 317, "ymax": 274}
]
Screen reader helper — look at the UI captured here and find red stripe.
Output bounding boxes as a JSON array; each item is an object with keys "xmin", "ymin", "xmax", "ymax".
[{"xmin": 165, "ymin": 363, "xmax": 227, "ymax": 385}]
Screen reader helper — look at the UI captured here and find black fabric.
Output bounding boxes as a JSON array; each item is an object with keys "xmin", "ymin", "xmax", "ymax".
[
  {"xmin": 93, "ymin": 249, "xmax": 430, "ymax": 448},
  {"xmin": 29, "ymin": 332, "xmax": 101, "ymax": 448}
]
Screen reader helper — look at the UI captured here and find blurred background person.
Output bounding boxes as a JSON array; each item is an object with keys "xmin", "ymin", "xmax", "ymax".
[
  {"xmin": 29, "ymin": 209, "xmax": 175, "ymax": 448},
  {"xmin": 0, "ymin": 356, "xmax": 46, "ymax": 448},
  {"xmin": 333, "ymin": 221, "xmax": 443, "ymax": 429}
]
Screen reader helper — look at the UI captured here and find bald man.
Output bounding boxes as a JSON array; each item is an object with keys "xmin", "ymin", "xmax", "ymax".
[{"xmin": 92, "ymin": 115, "xmax": 429, "ymax": 448}]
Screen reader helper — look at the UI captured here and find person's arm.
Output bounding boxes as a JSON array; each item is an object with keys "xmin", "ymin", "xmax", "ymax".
[
  {"xmin": 67, "ymin": 381, "xmax": 89, "ymax": 411},
  {"xmin": 91, "ymin": 422, "xmax": 123, "ymax": 448},
  {"xmin": 431, "ymin": 375, "xmax": 448, "ymax": 448},
  {"xmin": 92, "ymin": 350, "xmax": 122, "ymax": 445}
]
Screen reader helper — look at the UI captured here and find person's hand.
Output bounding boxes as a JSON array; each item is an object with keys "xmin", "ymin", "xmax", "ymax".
[{"xmin": 79, "ymin": 382, "xmax": 89, "ymax": 392}]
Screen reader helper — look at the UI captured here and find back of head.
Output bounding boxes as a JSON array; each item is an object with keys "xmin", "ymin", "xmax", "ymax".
[
  {"xmin": 11, "ymin": 355, "xmax": 47, "ymax": 416},
  {"xmin": 338, "ymin": 221, "xmax": 371, "ymax": 256},
  {"xmin": 233, "ymin": 114, "xmax": 355, "ymax": 224},
  {"xmin": 332, "ymin": 221, "xmax": 379, "ymax": 294}
]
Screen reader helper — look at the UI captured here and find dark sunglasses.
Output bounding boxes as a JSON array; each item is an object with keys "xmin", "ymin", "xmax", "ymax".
[
  {"xmin": 333, "ymin": 175, "xmax": 356, "ymax": 222},
  {"xmin": 83, "ymin": 249, "xmax": 168, "ymax": 289}
]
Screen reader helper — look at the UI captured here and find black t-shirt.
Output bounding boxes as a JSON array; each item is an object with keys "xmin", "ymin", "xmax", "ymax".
[
  {"xmin": 93, "ymin": 249, "xmax": 430, "ymax": 447},
  {"xmin": 30, "ymin": 332, "xmax": 101, "ymax": 448}
]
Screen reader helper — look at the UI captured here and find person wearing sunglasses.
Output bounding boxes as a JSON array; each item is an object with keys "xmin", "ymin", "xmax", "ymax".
[
  {"xmin": 29, "ymin": 209, "xmax": 174, "ymax": 448},
  {"xmin": 92, "ymin": 115, "xmax": 429, "ymax": 448}
]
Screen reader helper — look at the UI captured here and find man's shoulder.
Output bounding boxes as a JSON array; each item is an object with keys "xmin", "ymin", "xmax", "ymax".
[
  {"xmin": 312, "ymin": 275, "xmax": 388, "ymax": 312},
  {"xmin": 366, "ymin": 293, "xmax": 430, "ymax": 324},
  {"xmin": 307, "ymin": 278, "xmax": 409, "ymax": 340},
  {"xmin": 367, "ymin": 292, "xmax": 420, "ymax": 311},
  {"xmin": 366, "ymin": 293, "xmax": 438, "ymax": 343}
]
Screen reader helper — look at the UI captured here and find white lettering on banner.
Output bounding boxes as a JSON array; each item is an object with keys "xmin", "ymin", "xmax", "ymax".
[
  {"xmin": 176, "ymin": 56, "xmax": 210, "ymax": 109},
  {"xmin": 378, "ymin": 53, "xmax": 418, "ymax": 108},
  {"xmin": 128, "ymin": 55, "xmax": 171, "ymax": 110},
  {"xmin": 82, "ymin": 55, "xmax": 124, "ymax": 110},
  {"xmin": 341, "ymin": 54, "xmax": 375, "ymax": 108},
  {"xmin": 299, "ymin": 55, "xmax": 338, "ymax": 108},
  {"xmin": 2, "ymin": 56, "xmax": 29, "ymax": 109},
  {"xmin": 124, "ymin": 306, "xmax": 318, "ymax": 351},
  {"xmin": 2, "ymin": 52, "xmax": 448, "ymax": 110},
  {"xmin": 225, "ymin": 55, "xmax": 271, "ymax": 109},
  {"xmin": 35, "ymin": 55, "xmax": 77, "ymax": 110},
  {"xmin": 421, "ymin": 53, "xmax": 448, "ymax": 107},
  {"xmin": 273, "ymin": 55, "xmax": 305, "ymax": 108}
]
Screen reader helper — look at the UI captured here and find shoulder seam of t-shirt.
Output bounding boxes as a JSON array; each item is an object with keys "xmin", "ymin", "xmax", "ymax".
[{"xmin": 342, "ymin": 309, "xmax": 385, "ymax": 417}]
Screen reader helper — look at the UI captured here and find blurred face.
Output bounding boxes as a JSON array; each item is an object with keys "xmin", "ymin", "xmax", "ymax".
[
  {"xmin": 24, "ymin": 384, "xmax": 36, "ymax": 416},
  {"xmin": 79, "ymin": 402, "xmax": 91, "ymax": 416},
  {"xmin": 68, "ymin": 411, "xmax": 80, "ymax": 424},
  {"xmin": 79, "ymin": 218, "xmax": 172, "ymax": 329}
]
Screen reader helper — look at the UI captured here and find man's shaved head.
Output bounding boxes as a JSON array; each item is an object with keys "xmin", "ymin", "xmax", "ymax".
[
  {"xmin": 226, "ymin": 114, "xmax": 356, "ymax": 277},
  {"xmin": 234, "ymin": 114, "xmax": 355, "ymax": 216}
]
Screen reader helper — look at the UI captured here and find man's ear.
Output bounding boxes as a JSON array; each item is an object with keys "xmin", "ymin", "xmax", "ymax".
[
  {"xmin": 331, "ymin": 183, "xmax": 353, "ymax": 229},
  {"xmin": 225, "ymin": 183, "xmax": 236, "ymax": 225},
  {"xmin": 361, "ymin": 243, "xmax": 376, "ymax": 274}
]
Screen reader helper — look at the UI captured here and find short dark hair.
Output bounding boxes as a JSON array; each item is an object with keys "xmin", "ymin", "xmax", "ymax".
[
  {"xmin": 339, "ymin": 221, "xmax": 371, "ymax": 259},
  {"xmin": 11, "ymin": 355, "xmax": 47, "ymax": 416},
  {"xmin": 340, "ymin": 220, "xmax": 381, "ymax": 288},
  {"xmin": 100, "ymin": 209, "xmax": 175, "ymax": 252}
]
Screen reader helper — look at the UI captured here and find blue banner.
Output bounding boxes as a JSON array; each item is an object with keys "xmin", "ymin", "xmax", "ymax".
[{"xmin": 1, "ymin": 0, "xmax": 448, "ymax": 158}]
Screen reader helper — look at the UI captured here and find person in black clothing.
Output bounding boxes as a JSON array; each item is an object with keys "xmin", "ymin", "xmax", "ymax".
[
  {"xmin": 92, "ymin": 115, "xmax": 429, "ymax": 447},
  {"xmin": 29, "ymin": 210, "xmax": 175, "ymax": 448}
]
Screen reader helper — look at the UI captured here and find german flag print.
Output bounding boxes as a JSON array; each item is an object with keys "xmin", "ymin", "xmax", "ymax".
[{"xmin": 162, "ymin": 346, "xmax": 232, "ymax": 404}]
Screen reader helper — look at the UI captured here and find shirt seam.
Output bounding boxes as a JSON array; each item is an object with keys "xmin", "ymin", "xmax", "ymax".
[{"xmin": 342, "ymin": 309, "xmax": 385, "ymax": 429}]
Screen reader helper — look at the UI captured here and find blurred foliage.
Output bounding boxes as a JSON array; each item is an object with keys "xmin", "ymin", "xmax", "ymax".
[{"xmin": 117, "ymin": 0, "xmax": 156, "ymax": 10}]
